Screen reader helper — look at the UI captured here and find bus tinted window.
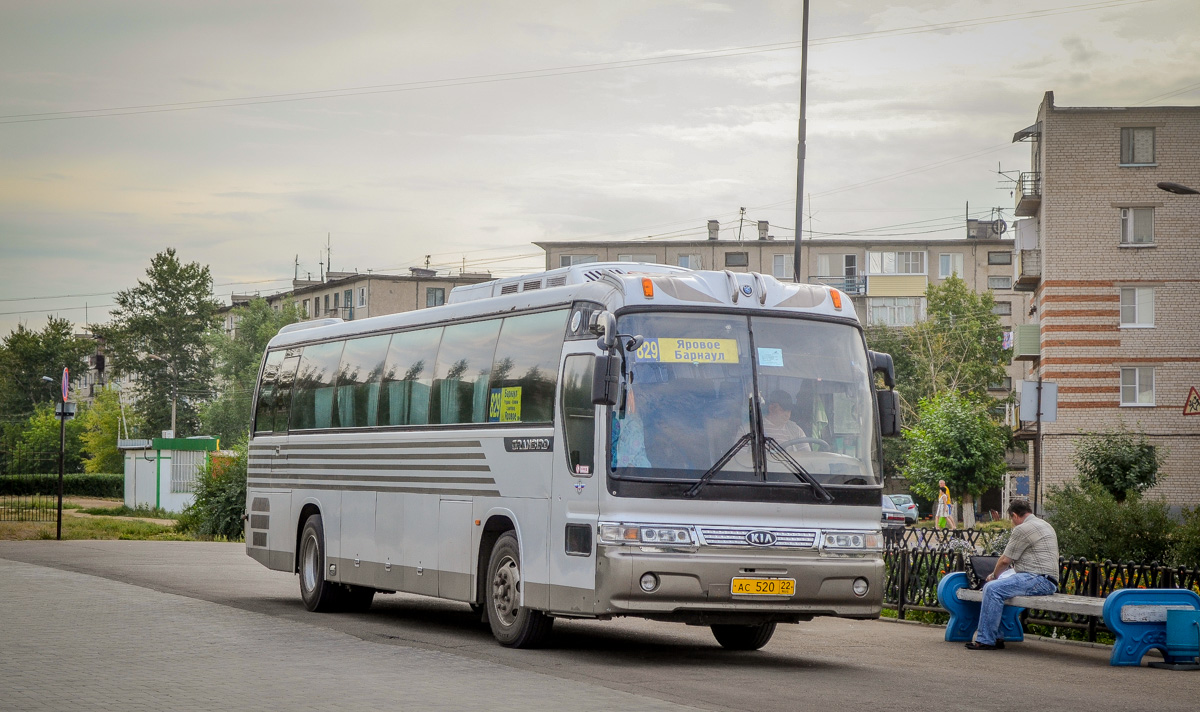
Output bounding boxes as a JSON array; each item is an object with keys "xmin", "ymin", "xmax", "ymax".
[
  {"xmin": 431, "ymin": 320, "xmax": 501, "ymax": 424},
  {"xmin": 291, "ymin": 340, "xmax": 346, "ymax": 430},
  {"xmin": 561, "ymin": 354, "xmax": 595, "ymax": 474},
  {"xmin": 254, "ymin": 350, "xmax": 286, "ymax": 433},
  {"xmin": 380, "ymin": 327, "xmax": 442, "ymax": 426},
  {"xmin": 336, "ymin": 334, "xmax": 390, "ymax": 428},
  {"xmin": 487, "ymin": 310, "xmax": 567, "ymax": 423}
]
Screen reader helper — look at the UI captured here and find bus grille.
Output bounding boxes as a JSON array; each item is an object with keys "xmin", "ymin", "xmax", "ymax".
[{"xmin": 698, "ymin": 527, "xmax": 818, "ymax": 549}]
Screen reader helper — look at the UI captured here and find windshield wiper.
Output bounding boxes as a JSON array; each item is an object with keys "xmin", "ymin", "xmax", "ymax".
[
  {"xmin": 684, "ymin": 433, "xmax": 753, "ymax": 498},
  {"xmin": 762, "ymin": 436, "xmax": 835, "ymax": 503}
]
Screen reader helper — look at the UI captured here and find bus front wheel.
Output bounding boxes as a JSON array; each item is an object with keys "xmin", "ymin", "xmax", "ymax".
[
  {"xmin": 711, "ymin": 622, "xmax": 776, "ymax": 650},
  {"xmin": 485, "ymin": 532, "xmax": 553, "ymax": 647}
]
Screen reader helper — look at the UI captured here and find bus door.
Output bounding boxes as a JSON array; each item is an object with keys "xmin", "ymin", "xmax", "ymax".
[{"xmin": 549, "ymin": 353, "xmax": 600, "ymax": 614}]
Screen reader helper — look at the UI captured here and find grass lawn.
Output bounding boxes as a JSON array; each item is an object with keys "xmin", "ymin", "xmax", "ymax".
[{"xmin": 0, "ymin": 497, "xmax": 193, "ymax": 540}]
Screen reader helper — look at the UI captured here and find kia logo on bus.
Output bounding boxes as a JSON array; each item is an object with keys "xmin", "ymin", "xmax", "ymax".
[{"xmin": 745, "ymin": 530, "xmax": 776, "ymax": 546}]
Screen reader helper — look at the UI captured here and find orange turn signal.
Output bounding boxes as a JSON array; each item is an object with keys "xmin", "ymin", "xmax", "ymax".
[
  {"xmin": 642, "ymin": 277, "xmax": 654, "ymax": 298},
  {"xmin": 830, "ymin": 289, "xmax": 843, "ymax": 310}
]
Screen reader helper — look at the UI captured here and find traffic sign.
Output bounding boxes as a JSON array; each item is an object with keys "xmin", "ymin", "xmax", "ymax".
[
  {"xmin": 1185, "ymin": 386, "xmax": 1200, "ymax": 416},
  {"xmin": 61, "ymin": 367, "xmax": 69, "ymax": 402}
]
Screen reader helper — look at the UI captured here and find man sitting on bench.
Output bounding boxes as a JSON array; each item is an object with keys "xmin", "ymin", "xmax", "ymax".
[{"xmin": 966, "ymin": 499, "xmax": 1060, "ymax": 651}]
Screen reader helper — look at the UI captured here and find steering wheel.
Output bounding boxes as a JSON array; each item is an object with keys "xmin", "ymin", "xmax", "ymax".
[{"xmin": 775, "ymin": 437, "xmax": 830, "ymax": 451}]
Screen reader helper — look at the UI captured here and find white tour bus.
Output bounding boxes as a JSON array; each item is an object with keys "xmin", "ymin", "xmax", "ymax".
[{"xmin": 246, "ymin": 263, "xmax": 900, "ymax": 649}]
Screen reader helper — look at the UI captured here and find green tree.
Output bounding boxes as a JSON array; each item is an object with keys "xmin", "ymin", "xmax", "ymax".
[
  {"xmin": 1073, "ymin": 429, "xmax": 1164, "ymax": 502},
  {"xmin": 0, "ymin": 317, "xmax": 94, "ymax": 417},
  {"xmin": 13, "ymin": 404, "xmax": 88, "ymax": 474},
  {"xmin": 199, "ymin": 298, "xmax": 300, "ymax": 444},
  {"xmin": 93, "ymin": 249, "xmax": 220, "ymax": 437},
  {"xmin": 901, "ymin": 391, "xmax": 1008, "ymax": 524},
  {"xmin": 81, "ymin": 385, "xmax": 140, "ymax": 473}
]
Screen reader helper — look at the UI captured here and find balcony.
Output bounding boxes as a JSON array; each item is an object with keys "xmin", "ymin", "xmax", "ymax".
[
  {"xmin": 1013, "ymin": 249, "xmax": 1041, "ymax": 291},
  {"xmin": 1012, "ymin": 323, "xmax": 1040, "ymax": 362},
  {"xmin": 812, "ymin": 275, "xmax": 866, "ymax": 296},
  {"xmin": 1014, "ymin": 172, "xmax": 1041, "ymax": 217}
]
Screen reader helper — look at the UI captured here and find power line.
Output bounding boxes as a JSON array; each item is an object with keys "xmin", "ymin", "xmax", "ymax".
[{"xmin": 0, "ymin": 0, "xmax": 1157, "ymax": 126}]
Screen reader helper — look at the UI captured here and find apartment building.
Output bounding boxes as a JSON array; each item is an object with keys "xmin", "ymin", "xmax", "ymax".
[
  {"xmin": 535, "ymin": 219, "xmax": 1025, "ymax": 334},
  {"xmin": 1010, "ymin": 91, "xmax": 1200, "ymax": 510},
  {"xmin": 263, "ymin": 269, "xmax": 493, "ymax": 323}
]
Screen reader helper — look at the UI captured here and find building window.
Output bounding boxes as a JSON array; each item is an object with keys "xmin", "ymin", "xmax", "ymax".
[
  {"xmin": 333, "ymin": 292, "xmax": 340, "ymax": 310},
  {"xmin": 817, "ymin": 254, "xmax": 858, "ymax": 277},
  {"xmin": 426, "ymin": 287, "xmax": 445, "ymax": 307},
  {"xmin": 677, "ymin": 254, "xmax": 702, "ymax": 269},
  {"xmin": 1120, "ymin": 287, "xmax": 1154, "ymax": 326},
  {"xmin": 725, "ymin": 252, "xmax": 749, "ymax": 268},
  {"xmin": 867, "ymin": 250, "xmax": 925, "ymax": 275},
  {"xmin": 1120, "ymin": 366, "xmax": 1154, "ymax": 406},
  {"xmin": 1120, "ymin": 207, "xmax": 1154, "ymax": 245},
  {"xmin": 616, "ymin": 253, "xmax": 656, "ymax": 263},
  {"xmin": 560, "ymin": 254, "xmax": 598, "ymax": 267},
  {"xmin": 357, "ymin": 287, "xmax": 366, "ymax": 307},
  {"xmin": 988, "ymin": 377, "xmax": 1013, "ymax": 391},
  {"xmin": 302, "ymin": 299, "xmax": 310, "ymax": 318},
  {"xmin": 772, "ymin": 254, "xmax": 793, "ymax": 280},
  {"xmin": 987, "ymin": 276, "xmax": 1012, "ymax": 290},
  {"xmin": 988, "ymin": 251, "xmax": 1012, "ymax": 265},
  {"xmin": 992, "ymin": 301, "xmax": 1012, "ymax": 316},
  {"xmin": 867, "ymin": 297, "xmax": 925, "ymax": 326},
  {"xmin": 323, "ymin": 294, "xmax": 330, "ymax": 314},
  {"xmin": 1120, "ymin": 127, "xmax": 1155, "ymax": 165},
  {"xmin": 938, "ymin": 253, "xmax": 963, "ymax": 279}
]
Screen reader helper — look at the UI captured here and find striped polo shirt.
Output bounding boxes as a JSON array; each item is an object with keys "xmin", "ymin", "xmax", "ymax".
[{"xmin": 1003, "ymin": 514, "xmax": 1060, "ymax": 578}]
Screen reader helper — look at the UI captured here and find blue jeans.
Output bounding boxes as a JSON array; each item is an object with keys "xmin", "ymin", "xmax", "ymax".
[{"xmin": 976, "ymin": 572, "xmax": 1056, "ymax": 645}]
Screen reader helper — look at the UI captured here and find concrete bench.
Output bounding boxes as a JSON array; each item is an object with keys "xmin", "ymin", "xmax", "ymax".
[{"xmin": 937, "ymin": 571, "xmax": 1200, "ymax": 666}]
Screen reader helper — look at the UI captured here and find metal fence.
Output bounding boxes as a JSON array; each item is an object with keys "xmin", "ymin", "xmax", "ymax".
[
  {"xmin": 0, "ymin": 448, "xmax": 61, "ymax": 522},
  {"xmin": 884, "ymin": 527, "xmax": 1200, "ymax": 642}
]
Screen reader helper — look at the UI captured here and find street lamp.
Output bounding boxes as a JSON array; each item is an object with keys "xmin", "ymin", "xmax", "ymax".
[
  {"xmin": 1157, "ymin": 181, "xmax": 1199, "ymax": 195},
  {"xmin": 146, "ymin": 354, "xmax": 177, "ymax": 437}
]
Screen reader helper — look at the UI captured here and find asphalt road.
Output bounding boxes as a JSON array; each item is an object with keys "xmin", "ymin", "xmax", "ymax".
[{"xmin": 1, "ymin": 541, "xmax": 1195, "ymax": 711}]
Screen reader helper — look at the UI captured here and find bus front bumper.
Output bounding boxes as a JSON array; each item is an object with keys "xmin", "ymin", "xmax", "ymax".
[{"xmin": 595, "ymin": 546, "xmax": 884, "ymax": 622}]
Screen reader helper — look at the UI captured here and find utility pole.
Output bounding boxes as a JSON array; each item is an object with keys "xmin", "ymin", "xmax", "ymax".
[
  {"xmin": 1034, "ymin": 376, "xmax": 1043, "ymax": 514},
  {"xmin": 737, "ymin": 207, "xmax": 746, "ymax": 242},
  {"xmin": 793, "ymin": 0, "xmax": 809, "ymax": 284}
]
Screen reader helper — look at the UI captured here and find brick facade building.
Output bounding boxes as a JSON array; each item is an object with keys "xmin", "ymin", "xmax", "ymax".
[{"xmin": 1011, "ymin": 91, "xmax": 1200, "ymax": 510}]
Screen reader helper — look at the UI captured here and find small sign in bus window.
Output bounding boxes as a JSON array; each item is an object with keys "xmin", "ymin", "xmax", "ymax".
[
  {"xmin": 488, "ymin": 386, "xmax": 523, "ymax": 422},
  {"xmin": 635, "ymin": 338, "xmax": 739, "ymax": 364}
]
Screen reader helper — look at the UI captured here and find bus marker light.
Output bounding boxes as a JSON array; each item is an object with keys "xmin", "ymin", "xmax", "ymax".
[
  {"xmin": 642, "ymin": 278, "xmax": 654, "ymax": 298},
  {"xmin": 830, "ymin": 289, "xmax": 843, "ymax": 310},
  {"xmin": 475, "ymin": 519, "xmax": 481, "ymax": 526}
]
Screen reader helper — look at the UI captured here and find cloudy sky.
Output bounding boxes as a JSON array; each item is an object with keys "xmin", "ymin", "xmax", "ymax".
[{"xmin": 1, "ymin": 0, "xmax": 1197, "ymax": 334}]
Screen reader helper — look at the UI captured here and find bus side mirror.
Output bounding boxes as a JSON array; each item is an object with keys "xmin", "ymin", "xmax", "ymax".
[
  {"xmin": 592, "ymin": 353, "xmax": 620, "ymax": 406},
  {"xmin": 877, "ymin": 389, "xmax": 901, "ymax": 437},
  {"xmin": 869, "ymin": 350, "xmax": 895, "ymax": 389},
  {"xmin": 589, "ymin": 311, "xmax": 617, "ymax": 352}
]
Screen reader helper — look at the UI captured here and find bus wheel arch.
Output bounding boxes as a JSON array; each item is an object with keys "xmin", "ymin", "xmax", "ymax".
[
  {"xmin": 476, "ymin": 514, "xmax": 516, "ymax": 607},
  {"xmin": 294, "ymin": 503, "xmax": 322, "ymax": 574}
]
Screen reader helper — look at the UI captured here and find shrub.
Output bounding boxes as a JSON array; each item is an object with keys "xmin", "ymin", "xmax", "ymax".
[
  {"xmin": 0, "ymin": 472, "xmax": 123, "ymax": 498},
  {"xmin": 1170, "ymin": 506, "xmax": 1200, "ymax": 569},
  {"xmin": 1073, "ymin": 429, "xmax": 1164, "ymax": 502},
  {"xmin": 1045, "ymin": 480, "xmax": 1173, "ymax": 563},
  {"xmin": 176, "ymin": 443, "xmax": 246, "ymax": 540}
]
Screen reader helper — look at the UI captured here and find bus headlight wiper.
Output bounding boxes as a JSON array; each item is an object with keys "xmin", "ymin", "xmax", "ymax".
[
  {"xmin": 684, "ymin": 432, "xmax": 753, "ymax": 498},
  {"xmin": 763, "ymin": 436, "xmax": 835, "ymax": 503}
]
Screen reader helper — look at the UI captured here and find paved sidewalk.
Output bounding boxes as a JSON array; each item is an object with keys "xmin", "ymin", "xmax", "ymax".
[{"xmin": 0, "ymin": 557, "xmax": 696, "ymax": 712}]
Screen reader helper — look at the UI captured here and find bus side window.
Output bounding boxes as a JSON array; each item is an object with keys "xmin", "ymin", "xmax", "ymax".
[
  {"xmin": 291, "ymin": 340, "xmax": 347, "ymax": 430},
  {"xmin": 489, "ymin": 310, "xmax": 568, "ymax": 423},
  {"xmin": 561, "ymin": 355, "xmax": 595, "ymax": 476},
  {"xmin": 254, "ymin": 350, "xmax": 286, "ymax": 433}
]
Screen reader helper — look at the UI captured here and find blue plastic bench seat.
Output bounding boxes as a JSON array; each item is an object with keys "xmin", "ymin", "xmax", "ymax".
[{"xmin": 937, "ymin": 571, "xmax": 1200, "ymax": 666}]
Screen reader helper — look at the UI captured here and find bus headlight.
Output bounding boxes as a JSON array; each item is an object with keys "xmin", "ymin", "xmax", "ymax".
[
  {"xmin": 819, "ymin": 531, "xmax": 882, "ymax": 556},
  {"xmin": 598, "ymin": 523, "xmax": 696, "ymax": 546}
]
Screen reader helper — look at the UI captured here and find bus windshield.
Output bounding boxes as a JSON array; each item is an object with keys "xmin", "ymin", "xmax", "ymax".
[{"xmin": 609, "ymin": 312, "xmax": 879, "ymax": 488}]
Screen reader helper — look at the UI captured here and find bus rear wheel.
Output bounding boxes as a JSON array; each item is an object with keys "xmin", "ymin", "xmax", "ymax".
[
  {"xmin": 711, "ymin": 622, "xmax": 776, "ymax": 650},
  {"xmin": 299, "ymin": 513, "xmax": 344, "ymax": 612},
  {"xmin": 485, "ymin": 532, "xmax": 553, "ymax": 647}
]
